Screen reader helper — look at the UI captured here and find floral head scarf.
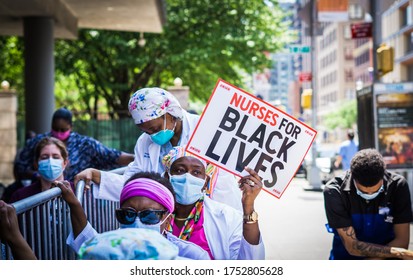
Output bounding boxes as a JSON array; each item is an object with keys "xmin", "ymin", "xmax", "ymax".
[
  {"xmin": 78, "ymin": 228, "xmax": 179, "ymax": 260},
  {"xmin": 128, "ymin": 87, "xmax": 183, "ymax": 124},
  {"xmin": 162, "ymin": 146, "xmax": 218, "ymax": 197},
  {"xmin": 162, "ymin": 146, "xmax": 207, "ymax": 173}
]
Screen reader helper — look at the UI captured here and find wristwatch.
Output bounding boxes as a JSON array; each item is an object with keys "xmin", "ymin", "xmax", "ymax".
[{"xmin": 243, "ymin": 210, "xmax": 258, "ymax": 224}]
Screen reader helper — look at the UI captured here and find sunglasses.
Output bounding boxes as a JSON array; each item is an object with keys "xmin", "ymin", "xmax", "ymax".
[{"xmin": 115, "ymin": 207, "xmax": 167, "ymax": 225}]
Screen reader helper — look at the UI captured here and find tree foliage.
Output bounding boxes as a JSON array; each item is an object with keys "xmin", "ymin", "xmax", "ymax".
[
  {"xmin": 323, "ymin": 99, "xmax": 357, "ymax": 130},
  {"xmin": 0, "ymin": 36, "xmax": 25, "ymax": 113},
  {"xmin": 1, "ymin": 0, "xmax": 291, "ymax": 119}
]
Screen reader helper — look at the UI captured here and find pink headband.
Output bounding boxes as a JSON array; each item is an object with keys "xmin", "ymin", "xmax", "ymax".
[{"xmin": 120, "ymin": 178, "xmax": 174, "ymax": 213}]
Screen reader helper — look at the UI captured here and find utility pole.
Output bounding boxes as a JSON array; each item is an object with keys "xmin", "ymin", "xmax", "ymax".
[
  {"xmin": 370, "ymin": 0, "xmax": 379, "ymax": 83},
  {"xmin": 307, "ymin": 0, "xmax": 322, "ymax": 190}
]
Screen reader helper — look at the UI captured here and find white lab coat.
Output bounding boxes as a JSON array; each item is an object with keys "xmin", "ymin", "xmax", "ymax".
[
  {"xmin": 202, "ymin": 196, "xmax": 265, "ymax": 260},
  {"xmin": 94, "ymin": 110, "xmax": 242, "ymax": 211},
  {"xmin": 67, "ymin": 196, "xmax": 265, "ymax": 260}
]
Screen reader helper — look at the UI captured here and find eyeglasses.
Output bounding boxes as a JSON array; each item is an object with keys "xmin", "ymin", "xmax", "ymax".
[{"xmin": 115, "ymin": 208, "xmax": 167, "ymax": 225}]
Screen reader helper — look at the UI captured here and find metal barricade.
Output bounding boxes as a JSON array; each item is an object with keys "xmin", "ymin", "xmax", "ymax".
[
  {"xmin": 0, "ymin": 168, "xmax": 124, "ymax": 260},
  {"xmin": 75, "ymin": 180, "xmax": 120, "ymax": 235},
  {"xmin": 0, "ymin": 187, "xmax": 74, "ymax": 260}
]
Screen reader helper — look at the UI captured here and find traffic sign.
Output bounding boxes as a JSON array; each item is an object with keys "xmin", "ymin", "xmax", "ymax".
[
  {"xmin": 350, "ymin": 22, "xmax": 372, "ymax": 39},
  {"xmin": 289, "ymin": 45, "xmax": 311, "ymax": 53},
  {"xmin": 299, "ymin": 72, "xmax": 312, "ymax": 82}
]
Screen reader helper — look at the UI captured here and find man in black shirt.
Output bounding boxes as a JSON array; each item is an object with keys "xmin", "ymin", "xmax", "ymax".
[{"xmin": 324, "ymin": 148, "xmax": 413, "ymax": 259}]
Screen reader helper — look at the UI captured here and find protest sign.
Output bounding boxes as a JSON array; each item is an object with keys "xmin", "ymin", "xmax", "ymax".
[{"xmin": 186, "ymin": 79, "xmax": 317, "ymax": 198}]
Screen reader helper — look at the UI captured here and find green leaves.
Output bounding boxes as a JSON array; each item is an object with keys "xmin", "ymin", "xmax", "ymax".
[
  {"xmin": 324, "ymin": 100, "xmax": 357, "ymax": 130},
  {"xmin": 2, "ymin": 0, "xmax": 290, "ymax": 119}
]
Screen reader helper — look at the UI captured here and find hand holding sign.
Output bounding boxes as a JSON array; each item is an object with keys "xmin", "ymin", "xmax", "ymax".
[
  {"xmin": 238, "ymin": 166, "xmax": 262, "ymax": 212},
  {"xmin": 186, "ymin": 79, "xmax": 316, "ymax": 199}
]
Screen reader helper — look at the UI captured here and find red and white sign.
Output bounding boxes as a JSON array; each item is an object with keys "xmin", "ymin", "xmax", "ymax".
[
  {"xmin": 351, "ymin": 22, "xmax": 372, "ymax": 39},
  {"xmin": 317, "ymin": 0, "xmax": 349, "ymax": 22},
  {"xmin": 186, "ymin": 79, "xmax": 317, "ymax": 199},
  {"xmin": 299, "ymin": 72, "xmax": 312, "ymax": 82}
]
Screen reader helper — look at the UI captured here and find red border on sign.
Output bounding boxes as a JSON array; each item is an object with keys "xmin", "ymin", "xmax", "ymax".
[{"xmin": 186, "ymin": 78, "xmax": 317, "ymax": 199}]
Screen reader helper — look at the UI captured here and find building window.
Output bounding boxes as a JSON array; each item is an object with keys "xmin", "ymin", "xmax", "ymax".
[
  {"xmin": 408, "ymin": 64, "xmax": 413, "ymax": 81},
  {"xmin": 406, "ymin": 32, "xmax": 413, "ymax": 53},
  {"xmin": 345, "ymin": 89, "xmax": 355, "ymax": 99},
  {"xmin": 344, "ymin": 47, "xmax": 353, "ymax": 60},
  {"xmin": 343, "ymin": 24, "xmax": 352, "ymax": 39},
  {"xmin": 355, "ymin": 38, "xmax": 369, "ymax": 48},
  {"xmin": 402, "ymin": 4, "xmax": 412, "ymax": 27},
  {"xmin": 355, "ymin": 50, "xmax": 369, "ymax": 66},
  {"xmin": 345, "ymin": 69, "xmax": 353, "ymax": 82}
]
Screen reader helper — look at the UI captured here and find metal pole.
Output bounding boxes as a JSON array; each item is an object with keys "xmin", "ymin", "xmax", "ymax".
[
  {"xmin": 370, "ymin": 0, "xmax": 379, "ymax": 83},
  {"xmin": 307, "ymin": 0, "xmax": 322, "ymax": 190},
  {"xmin": 24, "ymin": 17, "xmax": 55, "ymax": 134}
]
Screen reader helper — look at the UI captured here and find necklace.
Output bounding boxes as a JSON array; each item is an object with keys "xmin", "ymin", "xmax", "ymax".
[{"xmin": 174, "ymin": 216, "xmax": 188, "ymax": 221}]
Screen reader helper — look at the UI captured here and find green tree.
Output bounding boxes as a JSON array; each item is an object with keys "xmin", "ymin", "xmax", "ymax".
[
  {"xmin": 323, "ymin": 99, "xmax": 357, "ymax": 130},
  {"xmin": 0, "ymin": 0, "xmax": 291, "ymax": 119},
  {"xmin": 54, "ymin": 0, "xmax": 290, "ymax": 118},
  {"xmin": 0, "ymin": 36, "xmax": 25, "ymax": 116}
]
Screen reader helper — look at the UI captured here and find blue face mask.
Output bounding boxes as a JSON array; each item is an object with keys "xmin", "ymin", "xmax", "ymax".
[
  {"xmin": 169, "ymin": 173, "xmax": 206, "ymax": 205},
  {"xmin": 119, "ymin": 213, "xmax": 170, "ymax": 233},
  {"xmin": 150, "ymin": 115, "xmax": 176, "ymax": 146},
  {"xmin": 38, "ymin": 158, "xmax": 64, "ymax": 182},
  {"xmin": 355, "ymin": 181, "xmax": 384, "ymax": 201}
]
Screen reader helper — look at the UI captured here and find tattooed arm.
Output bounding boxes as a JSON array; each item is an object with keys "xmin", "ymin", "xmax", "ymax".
[{"xmin": 337, "ymin": 225, "xmax": 413, "ymax": 259}]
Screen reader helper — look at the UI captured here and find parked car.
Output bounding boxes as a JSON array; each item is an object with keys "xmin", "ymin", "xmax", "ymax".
[{"xmin": 304, "ymin": 146, "xmax": 339, "ymax": 185}]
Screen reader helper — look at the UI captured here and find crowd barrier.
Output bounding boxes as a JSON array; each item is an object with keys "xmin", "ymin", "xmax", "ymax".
[{"xmin": 0, "ymin": 168, "xmax": 125, "ymax": 260}]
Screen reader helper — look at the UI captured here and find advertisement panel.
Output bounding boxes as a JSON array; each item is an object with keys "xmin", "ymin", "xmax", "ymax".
[{"xmin": 376, "ymin": 92, "xmax": 413, "ymax": 169}]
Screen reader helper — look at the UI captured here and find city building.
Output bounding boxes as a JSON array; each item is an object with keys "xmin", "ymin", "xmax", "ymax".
[{"xmin": 381, "ymin": 0, "xmax": 413, "ymax": 82}]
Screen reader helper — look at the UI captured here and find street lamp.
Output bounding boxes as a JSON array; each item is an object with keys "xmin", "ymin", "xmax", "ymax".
[
  {"xmin": 138, "ymin": 32, "xmax": 146, "ymax": 47},
  {"xmin": 1, "ymin": 80, "xmax": 10, "ymax": 91},
  {"xmin": 174, "ymin": 77, "xmax": 183, "ymax": 87}
]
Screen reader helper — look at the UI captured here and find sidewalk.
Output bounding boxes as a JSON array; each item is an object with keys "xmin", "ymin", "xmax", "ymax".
[{"xmin": 410, "ymin": 223, "xmax": 413, "ymax": 251}]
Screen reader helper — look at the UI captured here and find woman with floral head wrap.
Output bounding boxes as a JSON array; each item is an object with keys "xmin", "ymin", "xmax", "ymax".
[
  {"xmin": 161, "ymin": 146, "xmax": 265, "ymax": 260},
  {"xmin": 74, "ymin": 87, "xmax": 242, "ymax": 211}
]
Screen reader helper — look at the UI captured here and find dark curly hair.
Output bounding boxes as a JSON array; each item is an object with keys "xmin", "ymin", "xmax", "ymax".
[
  {"xmin": 350, "ymin": 148, "xmax": 385, "ymax": 187},
  {"xmin": 52, "ymin": 107, "xmax": 73, "ymax": 125}
]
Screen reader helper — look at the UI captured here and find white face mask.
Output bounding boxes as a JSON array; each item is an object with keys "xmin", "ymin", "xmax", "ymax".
[
  {"xmin": 169, "ymin": 173, "xmax": 206, "ymax": 205},
  {"xmin": 354, "ymin": 180, "xmax": 384, "ymax": 201}
]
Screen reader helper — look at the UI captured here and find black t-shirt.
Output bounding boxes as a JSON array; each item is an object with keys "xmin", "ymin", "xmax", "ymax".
[{"xmin": 323, "ymin": 170, "xmax": 413, "ymax": 259}]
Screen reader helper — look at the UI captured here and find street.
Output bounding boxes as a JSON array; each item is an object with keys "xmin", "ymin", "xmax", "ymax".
[
  {"xmin": 256, "ymin": 177, "xmax": 413, "ymax": 260},
  {"xmin": 256, "ymin": 178, "xmax": 331, "ymax": 260}
]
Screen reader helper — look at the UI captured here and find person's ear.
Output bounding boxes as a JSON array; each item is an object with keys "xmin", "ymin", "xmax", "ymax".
[{"xmin": 63, "ymin": 158, "xmax": 69, "ymax": 169}]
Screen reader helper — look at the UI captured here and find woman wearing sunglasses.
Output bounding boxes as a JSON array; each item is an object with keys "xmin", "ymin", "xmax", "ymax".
[
  {"xmin": 161, "ymin": 146, "xmax": 265, "ymax": 260},
  {"xmin": 57, "ymin": 172, "xmax": 210, "ymax": 260}
]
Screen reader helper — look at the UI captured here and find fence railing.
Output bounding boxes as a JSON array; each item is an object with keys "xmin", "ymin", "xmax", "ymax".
[{"xmin": 0, "ymin": 169, "xmax": 123, "ymax": 260}]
